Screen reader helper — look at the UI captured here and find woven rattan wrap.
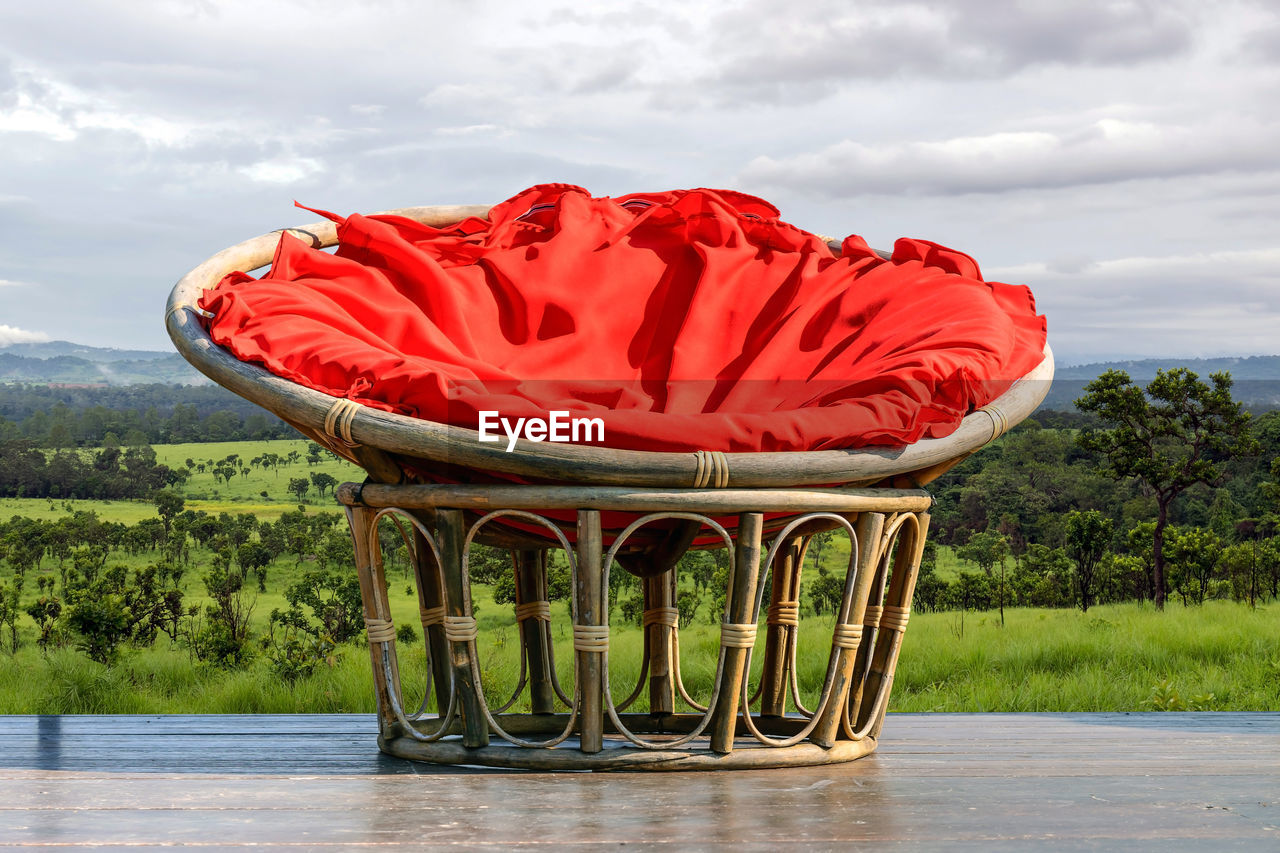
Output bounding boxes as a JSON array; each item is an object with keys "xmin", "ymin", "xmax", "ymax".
[
  {"xmin": 880, "ymin": 604, "xmax": 911, "ymax": 633},
  {"xmin": 720, "ymin": 622, "xmax": 758, "ymax": 649},
  {"xmin": 692, "ymin": 450, "xmax": 730, "ymax": 488},
  {"xmin": 573, "ymin": 625, "xmax": 610, "ymax": 652},
  {"xmin": 419, "ymin": 605, "xmax": 445, "ymax": 626},
  {"xmin": 642, "ymin": 607, "xmax": 680, "ymax": 628},
  {"xmin": 767, "ymin": 601, "xmax": 800, "ymax": 627},
  {"xmin": 832, "ymin": 622, "xmax": 864, "ymax": 649},
  {"xmin": 364, "ymin": 617, "xmax": 396, "ymax": 644},
  {"xmin": 514, "ymin": 601, "xmax": 552, "ymax": 623},
  {"xmin": 443, "ymin": 616, "xmax": 478, "ymax": 642},
  {"xmin": 323, "ymin": 398, "xmax": 362, "ymax": 446},
  {"xmin": 863, "ymin": 605, "xmax": 884, "ymax": 627},
  {"xmin": 979, "ymin": 403, "xmax": 1011, "ymax": 440}
]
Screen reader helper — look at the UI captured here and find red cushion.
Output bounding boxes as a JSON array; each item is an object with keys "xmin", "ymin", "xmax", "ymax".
[{"xmin": 200, "ymin": 184, "xmax": 1046, "ymax": 454}]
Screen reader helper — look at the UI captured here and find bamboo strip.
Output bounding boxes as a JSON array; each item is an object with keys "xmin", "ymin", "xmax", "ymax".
[{"xmin": 339, "ymin": 484, "xmax": 933, "ymax": 514}]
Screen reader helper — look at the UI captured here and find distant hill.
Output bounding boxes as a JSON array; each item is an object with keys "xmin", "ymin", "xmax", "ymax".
[
  {"xmin": 0, "ymin": 341, "xmax": 205, "ymax": 385},
  {"xmin": 0, "ymin": 341, "xmax": 176, "ymax": 362},
  {"xmin": 1042, "ymin": 355, "xmax": 1280, "ymax": 412}
]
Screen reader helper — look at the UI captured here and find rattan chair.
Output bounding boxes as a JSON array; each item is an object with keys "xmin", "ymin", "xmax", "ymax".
[{"xmin": 167, "ymin": 204, "xmax": 1052, "ymax": 770}]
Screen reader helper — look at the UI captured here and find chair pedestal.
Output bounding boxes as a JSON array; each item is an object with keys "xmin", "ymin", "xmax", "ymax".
[{"xmin": 339, "ymin": 483, "xmax": 930, "ymax": 771}]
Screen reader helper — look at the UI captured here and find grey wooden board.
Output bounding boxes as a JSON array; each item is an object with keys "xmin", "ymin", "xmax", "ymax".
[{"xmin": 0, "ymin": 713, "xmax": 1276, "ymax": 850}]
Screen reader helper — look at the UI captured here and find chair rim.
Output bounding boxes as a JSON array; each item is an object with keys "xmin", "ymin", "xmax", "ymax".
[{"xmin": 165, "ymin": 204, "xmax": 1054, "ymax": 489}]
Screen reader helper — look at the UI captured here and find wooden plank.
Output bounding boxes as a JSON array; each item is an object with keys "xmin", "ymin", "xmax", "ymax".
[{"xmin": 0, "ymin": 714, "xmax": 1275, "ymax": 848}]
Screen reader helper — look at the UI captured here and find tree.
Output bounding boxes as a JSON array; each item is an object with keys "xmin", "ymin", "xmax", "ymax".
[
  {"xmin": 1012, "ymin": 544, "xmax": 1073, "ymax": 608},
  {"xmin": 238, "ymin": 542, "xmax": 274, "ymax": 592},
  {"xmin": 272, "ymin": 570, "xmax": 364, "ymax": 645},
  {"xmin": 956, "ymin": 530, "xmax": 1010, "ymax": 624},
  {"xmin": 309, "ymin": 471, "xmax": 338, "ymax": 499},
  {"xmin": 807, "ymin": 568, "xmax": 844, "ymax": 617},
  {"xmin": 1164, "ymin": 527, "xmax": 1222, "ymax": 605},
  {"xmin": 1064, "ymin": 510, "xmax": 1112, "ymax": 612},
  {"xmin": 0, "ymin": 575, "xmax": 23, "ymax": 653},
  {"xmin": 1076, "ymin": 368, "xmax": 1257, "ymax": 608},
  {"xmin": 152, "ymin": 488, "xmax": 185, "ymax": 535},
  {"xmin": 288, "ymin": 477, "xmax": 310, "ymax": 502}
]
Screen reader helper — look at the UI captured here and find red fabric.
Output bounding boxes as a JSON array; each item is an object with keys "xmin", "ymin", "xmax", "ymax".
[{"xmin": 200, "ymin": 184, "xmax": 1046, "ymax": 453}]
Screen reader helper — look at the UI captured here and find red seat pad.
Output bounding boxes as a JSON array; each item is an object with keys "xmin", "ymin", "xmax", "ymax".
[{"xmin": 200, "ymin": 184, "xmax": 1046, "ymax": 454}]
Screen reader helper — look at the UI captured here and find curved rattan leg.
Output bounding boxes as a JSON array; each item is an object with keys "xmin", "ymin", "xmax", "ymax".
[
  {"xmin": 346, "ymin": 506, "xmax": 399, "ymax": 734},
  {"xmin": 860, "ymin": 511, "xmax": 929, "ymax": 738},
  {"xmin": 810, "ymin": 512, "xmax": 883, "ymax": 746}
]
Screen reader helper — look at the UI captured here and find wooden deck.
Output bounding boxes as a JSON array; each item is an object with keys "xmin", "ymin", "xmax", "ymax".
[{"xmin": 1, "ymin": 713, "xmax": 1276, "ymax": 849}]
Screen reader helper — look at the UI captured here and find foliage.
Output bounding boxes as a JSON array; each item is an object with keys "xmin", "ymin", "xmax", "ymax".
[
  {"xmin": 62, "ymin": 563, "xmax": 184, "ymax": 664},
  {"xmin": 0, "ymin": 573, "xmax": 22, "ymax": 654},
  {"xmin": 807, "ymin": 567, "xmax": 843, "ymax": 616},
  {"xmin": 1064, "ymin": 510, "xmax": 1112, "ymax": 612},
  {"xmin": 0, "ymin": 440, "xmax": 185, "ymax": 500},
  {"xmin": 1076, "ymin": 368, "xmax": 1257, "ymax": 608},
  {"xmin": 287, "ymin": 477, "xmax": 310, "ymax": 502},
  {"xmin": 1163, "ymin": 527, "xmax": 1223, "ymax": 606},
  {"xmin": 957, "ymin": 530, "xmax": 1010, "ymax": 623},
  {"xmin": 195, "ymin": 559, "xmax": 255, "ymax": 666},
  {"xmin": 271, "ymin": 570, "xmax": 364, "ymax": 646},
  {"xmin": 0, "ymin": 382, "xmax": 296, "ymax": 447}
]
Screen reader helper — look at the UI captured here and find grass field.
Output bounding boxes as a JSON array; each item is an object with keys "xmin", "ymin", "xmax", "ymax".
[
  {"xmin": 1, "ymin": 439, "xmax": 364, "ymax": 524},
  {"xmin": 2, "ymin": 439, "xmax": 1277, "ymax": 716},
  {"xmin": 1, "ymin": 597, "xmax": 1276, "ymax": 715}
]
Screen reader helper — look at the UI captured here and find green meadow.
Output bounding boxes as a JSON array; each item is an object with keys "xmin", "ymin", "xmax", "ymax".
[
  {"xmin": 1, "ymin": 596, "xmax": 1275, "ymax": 715},
  {"xmin": 0, "ymin": 438, "xmax": 364, "ymax": 523},
  {"xmin": 1, "ymin": 438, "xmax": 1277, "ymax": 715}
]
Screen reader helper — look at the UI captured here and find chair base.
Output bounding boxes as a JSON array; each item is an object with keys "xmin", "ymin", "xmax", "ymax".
[
  {"xmin": 340, "ymin": 484, "xmax": 931, "ymax": 772},
  {"xmin": 381, "ymin": 725, "xmax": 879, "ymax": 771}
]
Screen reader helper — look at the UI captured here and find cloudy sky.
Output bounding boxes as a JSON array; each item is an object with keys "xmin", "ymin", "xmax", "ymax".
[{"xmin": 2, "ymin": 0, "xmax": 1278, "ymax": 365}]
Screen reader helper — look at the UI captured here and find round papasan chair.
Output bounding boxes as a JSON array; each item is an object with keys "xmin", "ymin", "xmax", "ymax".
[{"xmin": 167, "ymin": 184, "xmax": 1052, "ymax": 771}]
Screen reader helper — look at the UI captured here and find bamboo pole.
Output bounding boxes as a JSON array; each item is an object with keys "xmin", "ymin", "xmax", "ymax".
[
  {"xmin": 759, "ymin": 536, "xmax": 802, "ymax": 717},
  {"xmin": 709, "ymin": 512, "xmax": 763, "ymax": 754},
  {"xmin": 436, "ymin": 509, "xmax": 488, "ymax": 748},
  {"xmin": 574, "ymin": 510, "xmax": 605, "ymax": 753},
  {"xmin": 407, "ymin": 510, "xmax": 453, "ymax": 718},
  {"xmin": 812, "ymin": 512, "xmax": 884, "ymax": 746},
  {"xmin": 644, "ymin": 570, "xmax": 677, "ymax": 716},
  {"xmin": 340, "ymin": 484, "xmax": 934, "ymax": 514},
  {"xmin": 514, "ymin": 550, "xmax": 555, "ymax": 714}
]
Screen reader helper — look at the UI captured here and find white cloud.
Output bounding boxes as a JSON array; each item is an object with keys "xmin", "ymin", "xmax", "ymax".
[
  {"xmin": 0, "ymin": 68, "xmax": 199, "ymax": 147},
  {"xmin": 237, "ymin": 157, "xmax": 326, "ymax": 185},
  {"xmin": 991, "ymin": 248, "xmax": 1280, "ymax": 360},
  {"xmin": 0, "ymin": 0, "xmax": 1277, "ymax": 359},
  {"xmin": 0, "ymin": 91, "xmax": 76, "ymax": 140},
  {"xmin": 0, "ymin": 324, "xmax": 50, "ymax": 345},
  {"xmin": 739, "ymin": 115, "xmax": 1280, "ymax": 196},
  {"xmin": 434, "ymin": 124, "xmax": 509, "ymax": 137}
]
